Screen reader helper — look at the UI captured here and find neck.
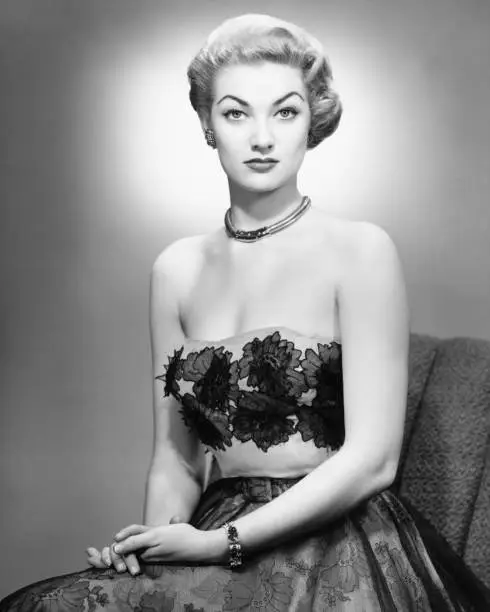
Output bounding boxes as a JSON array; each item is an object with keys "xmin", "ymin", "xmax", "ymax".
[{"xmin": 227, "ymin": 179, "xmax": 303, "ymax": 231}]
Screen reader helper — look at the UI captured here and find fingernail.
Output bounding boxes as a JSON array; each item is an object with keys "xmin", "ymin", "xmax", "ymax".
[{"xmin": 114, "ymin": 545, "xmax": 121, "ymax": 554}]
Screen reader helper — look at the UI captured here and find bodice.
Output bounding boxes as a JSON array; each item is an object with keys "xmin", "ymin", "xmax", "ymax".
[{"xmin": 157, "ymin": 327, "xmax": 344, "ymax": 478}]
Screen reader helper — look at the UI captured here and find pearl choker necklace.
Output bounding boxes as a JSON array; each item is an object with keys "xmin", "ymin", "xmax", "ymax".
[{"xmin": 224, "ymin": 196, "xmax": 312, "ymax": 242}]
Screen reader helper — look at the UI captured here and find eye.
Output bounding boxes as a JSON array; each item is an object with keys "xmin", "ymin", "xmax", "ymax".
[
  {"xmin": 223, "ymin": 107, "xmax": 299, "ymax": 121},
  {"xmin": 223, "ymin": 109, "xmax": 245, "ymax": 120},
  {"xmin": 277, "ymin": 107, "xmax": 299, "ymax": 119}
]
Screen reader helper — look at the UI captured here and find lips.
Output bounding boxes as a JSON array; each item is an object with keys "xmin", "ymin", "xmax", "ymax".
[
  {"xmin": 244, "ymin": 159, "xmax": 279, "ymax": 164},
  {"xmin": 244, "ymin": 160, "xmax": 278, "ymax": 173}
]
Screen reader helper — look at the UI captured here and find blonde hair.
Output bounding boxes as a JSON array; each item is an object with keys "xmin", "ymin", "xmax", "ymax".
[{"xmin": 186, "ymin": 14, "xmax": 342, "ymax": 149}]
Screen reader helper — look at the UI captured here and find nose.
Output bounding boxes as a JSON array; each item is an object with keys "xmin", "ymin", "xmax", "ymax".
[{"xmin": 250, "ymin": 121, "xmax": 275, "ymax": 152}]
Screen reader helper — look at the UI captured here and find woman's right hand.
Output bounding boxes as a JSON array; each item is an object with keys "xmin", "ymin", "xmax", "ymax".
[
  {"xmin": 85, "ymin": 515, "xmax": 184, "ymax": 574},
  {"xmin": 86, "ymin": 543, "xmax": 141, "ymax": 575}
]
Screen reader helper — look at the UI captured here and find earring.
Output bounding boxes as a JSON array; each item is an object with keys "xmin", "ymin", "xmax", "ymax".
[{"xmin": 205, "ymin": 128, "xmax": 217, "ymax": 149}]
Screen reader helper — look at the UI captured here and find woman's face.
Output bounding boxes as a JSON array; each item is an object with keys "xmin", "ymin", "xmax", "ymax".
[{"xmin": 206, "ymin": 61, "xmax": 311, "ymax": 192}]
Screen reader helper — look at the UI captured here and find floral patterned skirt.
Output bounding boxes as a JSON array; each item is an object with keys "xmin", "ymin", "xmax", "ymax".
[{"xmin": 1, "ymin": 475, "xmax": 490, "ymax": 611}]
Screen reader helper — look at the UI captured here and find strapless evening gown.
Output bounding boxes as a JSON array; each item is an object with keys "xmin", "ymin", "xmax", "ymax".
[{"xmin": 1, "ymin": 328, "xmax": 490, "ymax": 611}]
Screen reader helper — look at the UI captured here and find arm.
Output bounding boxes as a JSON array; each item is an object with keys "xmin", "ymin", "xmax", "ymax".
[
  {"xmin": 86, "ymin": 240, "xmax": 207, "ymax": 575},
  {"xmin": 144, "ymin": 240, "xmax": 208, "ymax": 526},
  {"xmin": 206, "ymin": 222, "xmax": 411, "ymax": 560}
]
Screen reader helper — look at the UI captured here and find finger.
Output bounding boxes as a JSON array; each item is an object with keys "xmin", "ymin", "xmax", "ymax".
[
  {"xmin": 101, "ymin": 545, "xmax": 113, "ymax": 567},
  {"xmin": 113, "ymin": 532, "xmax": 152, "ymax": 556},
  {"xmin": 169, "ymin": 515, "xmax": 183, "ymax": 524},
  {"xmin": 109, "ymin": 543, "xmax": 141, "ymax": 575},
  {"xmin": 86, "ymin": 548, "xmax": 106, "ymax": 568},
  {"xmin": 114, "ymin": 524, "xmax": 148, "ymax": 541},
  {"xmin": 139, "ymin": 548, "xmax": 155, "ymax": 561},
  {"xmin": 110, "ymin": 542, "xmax": 128, "ymax": 573},
  {"xmin": 123, "ymin": 552, "xmax": 141, "ymax": 575},
  {"xmin": 87, "ymin": 555, "xmax": 107, "ymax": 568}
]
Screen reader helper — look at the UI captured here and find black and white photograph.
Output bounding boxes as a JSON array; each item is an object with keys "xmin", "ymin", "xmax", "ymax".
[{"xmin": 1, "ymin": 0, "xmax": 489, "ymax": 609}]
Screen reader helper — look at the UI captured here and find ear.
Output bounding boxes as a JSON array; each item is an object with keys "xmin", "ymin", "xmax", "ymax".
[
  {"xmin": 198, "ymin": 109, "xmax": 212, "ymax": 134},
  {"xmin": 199, "ymin": 117, "xmax": 209, "ymax": 134}
]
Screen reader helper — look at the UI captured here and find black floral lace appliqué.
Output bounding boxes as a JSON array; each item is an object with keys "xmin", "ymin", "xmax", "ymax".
[
  {"xmin": 156, "ymin": 331, "xmax": 344, "ymax": 452},
  {"xmin": 297, "ymin": 342, "xmax": 344, "ymax": 450}
]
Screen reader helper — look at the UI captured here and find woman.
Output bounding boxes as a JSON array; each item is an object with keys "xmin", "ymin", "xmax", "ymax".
[{"xmin": 2, "ymin": 13, "xmax": 490, "ymax": 612}]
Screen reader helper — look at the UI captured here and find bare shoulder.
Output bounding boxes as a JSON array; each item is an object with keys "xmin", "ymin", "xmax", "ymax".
[
  {"xmin": 310, "ymin": 211, "xmax": 405, "ymax": 302},
  {"xmin": 334, "ymin": 219, "xmax": 408, "ymax": 318},
  {"xmin": 152, "ymin": 234, "xmax": 204, "ymax": 269},
  {"xmin": 311, "ymin": 209, "xmax": 399, "ymax": 267},
  {"xmin": 343, "ymin": 220, "xmax": 403, "ymax": 273},
  {"xmin": 311, "ymin": 208, "xmax": 397, "ymax": 259},
  {"xmin": 151, "ymin": 233, "xmax": 208, "ymax": 289},
  {"xmin": 324, "ymin": 216, "xmax": 410, "ymax": 357}
]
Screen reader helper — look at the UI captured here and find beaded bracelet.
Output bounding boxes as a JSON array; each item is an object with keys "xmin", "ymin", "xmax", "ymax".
[{"xmin": 223, "ymin": 521, "xmax": 243, "ymax": 568}]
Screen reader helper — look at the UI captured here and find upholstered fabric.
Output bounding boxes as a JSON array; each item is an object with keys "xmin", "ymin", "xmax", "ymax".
[{"xmin": 397, "ymin": 333, "xmax": 490, "ymax": 588}]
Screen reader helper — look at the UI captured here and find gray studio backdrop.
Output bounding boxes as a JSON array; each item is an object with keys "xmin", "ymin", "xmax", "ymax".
[{"xmin": 1, "ymin": 0, "xmax": 489, "ymax": 596}]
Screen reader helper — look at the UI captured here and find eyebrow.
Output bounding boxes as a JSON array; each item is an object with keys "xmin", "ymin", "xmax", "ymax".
[{"xmin": 217, "ymin": 91, "xmax": 305, "ymax": 106}]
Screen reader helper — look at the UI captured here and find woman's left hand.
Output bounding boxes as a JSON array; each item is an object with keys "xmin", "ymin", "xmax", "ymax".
[{"xmin": 112, "ymin": 522, "xmax": 219, "ymax": 564}]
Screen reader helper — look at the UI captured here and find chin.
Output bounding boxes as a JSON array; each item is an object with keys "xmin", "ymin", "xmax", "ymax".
[
  {"xmin": 243, "ymin": 179, "xmax": 285, "ymax": 193},
  {"xmin": 244, "ymin": 171, "xmax": 289, "ymax": 184}
]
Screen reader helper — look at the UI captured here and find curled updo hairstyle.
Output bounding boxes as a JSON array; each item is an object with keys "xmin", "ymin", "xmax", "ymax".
[{"xmin": 187, "ymin": 14, "xmax": 342, "ymax": 149}]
